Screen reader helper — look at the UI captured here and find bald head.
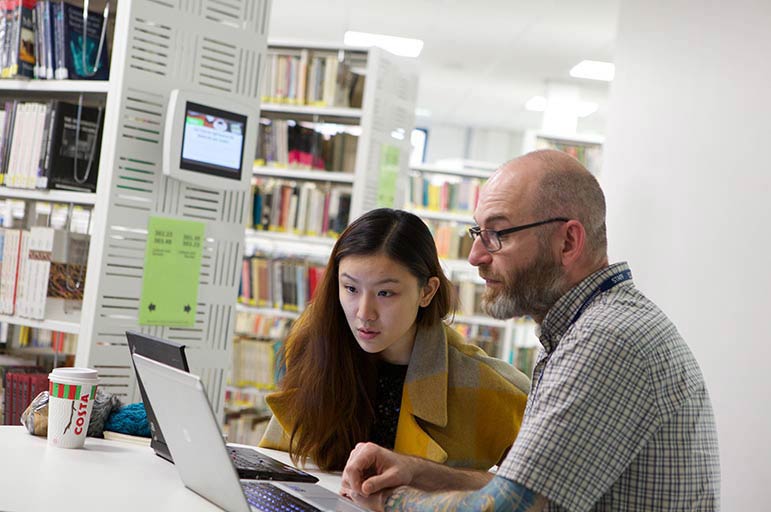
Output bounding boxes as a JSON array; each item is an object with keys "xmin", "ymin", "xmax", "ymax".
[{"xmin": 495, "ymin": 149, "xmax": 608, "ymax": 263}]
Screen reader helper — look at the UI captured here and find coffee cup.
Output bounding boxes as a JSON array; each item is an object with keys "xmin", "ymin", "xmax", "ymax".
[{"xmin": 47, "ymin": 368, "xmax": 99, "ymax": 449}]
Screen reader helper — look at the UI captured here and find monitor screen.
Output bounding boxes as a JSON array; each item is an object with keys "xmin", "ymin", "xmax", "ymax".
[{"xmin": 179, "ymin": 101, "xmax": 247, "ymax": 181}]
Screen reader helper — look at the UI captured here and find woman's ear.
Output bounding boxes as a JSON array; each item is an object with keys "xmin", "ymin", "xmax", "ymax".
[{"xmin": 419, "ymin": 276, "xmax": 441, "ymax": 307}]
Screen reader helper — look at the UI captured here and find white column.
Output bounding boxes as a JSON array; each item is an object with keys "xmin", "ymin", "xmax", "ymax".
[{"xmin": 603, "ymin": 1, "xmax": 771, "ymax": 509}]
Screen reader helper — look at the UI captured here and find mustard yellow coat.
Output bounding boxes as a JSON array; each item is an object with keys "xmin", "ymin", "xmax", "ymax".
[{"xmin": 259, "ymin": 322, "xmax": 530, "ymax": 469}]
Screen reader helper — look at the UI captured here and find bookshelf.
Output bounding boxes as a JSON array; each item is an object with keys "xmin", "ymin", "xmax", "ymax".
[
  {"xmin": 0, "ymin": 0, "xmax": 274, "ymax": 427},
  {"xmin": 0, "ymin": 188, "xmax": 96, "ymax": 205},
  {"xmin": 246, "ymin": 39, "xmax": 418, "ymax": 303},
  {"xmin": 228, "ymin": 40, "xmax": 419, "ymax": 442},
  {"xmin": 404, "ymin": 161, "xmax": 540, "ymax": 367},
  {"xmin": 523, "ymin": 130, "xmax": 604, "ymax": 175}
]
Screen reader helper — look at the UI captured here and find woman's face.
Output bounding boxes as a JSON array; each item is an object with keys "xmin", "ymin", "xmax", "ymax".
[{"xmin": 338, "ymin": 253, "xmax": 439, "ymax": 364}]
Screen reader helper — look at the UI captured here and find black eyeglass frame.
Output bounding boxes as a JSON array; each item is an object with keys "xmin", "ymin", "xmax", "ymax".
[{"xmin": 468, "ymin": 217, "xmax": 570, "ymax": 253}]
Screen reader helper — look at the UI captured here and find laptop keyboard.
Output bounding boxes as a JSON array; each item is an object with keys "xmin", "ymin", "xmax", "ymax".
[
  {"xmin": 227, "ymin": 446, "xmax": 318, "ymax": 483},
  {"xmin": 242, "ymin": 482, "xmax": 322, "ymax": 512}
]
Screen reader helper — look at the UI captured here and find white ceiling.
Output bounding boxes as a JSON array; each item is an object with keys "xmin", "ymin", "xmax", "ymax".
[{"xmin": 268, "ymin": 0, "xmax": 619, "ymax": 133}]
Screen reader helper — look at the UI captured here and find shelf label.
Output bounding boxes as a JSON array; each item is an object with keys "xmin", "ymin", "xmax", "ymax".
[
  {"xmin": 139, "ymin": 216, "xmax": 205, "ymax": 327},
  {"xmin": 376, "ymin": 144, "xmax": 400, "ymax": 207}
]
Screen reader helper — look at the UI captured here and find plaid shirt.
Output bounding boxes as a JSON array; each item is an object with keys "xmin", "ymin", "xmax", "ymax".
[{"xmin": 498, "ymin": 262, "xmax": 720, "ymax": 511}]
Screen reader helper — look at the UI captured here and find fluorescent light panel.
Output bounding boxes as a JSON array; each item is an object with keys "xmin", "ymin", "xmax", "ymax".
[
  {"xmin": 344, "ymin": 31, "xmax": 424, "ymax": 58},
  {"xmin": 570, "ymin": 60, "xmax": 615, "ymax": 81}
]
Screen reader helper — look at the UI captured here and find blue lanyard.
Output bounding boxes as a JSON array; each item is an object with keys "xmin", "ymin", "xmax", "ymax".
[
  {"xmin": 569, "ymin": 269, "xmax": 632, "ymax": 326},
  {"xmin": 530, "ymin": 269, "xmax": 633, "ymax": 401}
]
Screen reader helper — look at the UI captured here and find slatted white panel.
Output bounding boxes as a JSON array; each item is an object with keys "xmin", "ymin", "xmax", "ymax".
[
  {"xmin": 350, "ymin": 47, "xmax": 419, "ymax": 219},
  {"xmin": 75, "ymin": 0, "xmax": 270, "ymax": 420}
]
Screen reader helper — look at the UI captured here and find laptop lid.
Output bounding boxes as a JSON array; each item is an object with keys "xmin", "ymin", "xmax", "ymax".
[
  {"xmin": 132, "ymin": 354, "xmax": 366, "ymax": 512},
  {"xmin": 125, "ymin": 331, "xmax": 189, "ymax": 462},
  {"xmin": 132, "ymin": 353, "xmax": 252, "ymax": 512}
]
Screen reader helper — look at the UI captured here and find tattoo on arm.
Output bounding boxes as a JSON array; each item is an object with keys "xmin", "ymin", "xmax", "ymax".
[{"xmin": 385, "ymin": 476, "xmax": 543, "ymax": 512}]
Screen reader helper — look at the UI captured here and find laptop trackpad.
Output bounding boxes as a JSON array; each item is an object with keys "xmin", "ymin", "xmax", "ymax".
[{"xmin": 273, "ymin": 482, "xmax": 365, "ymax": 512}]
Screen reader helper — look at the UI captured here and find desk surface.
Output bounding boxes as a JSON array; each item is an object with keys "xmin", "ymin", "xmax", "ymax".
[{"xmin": 0, "ymin": 426, "xmax": 342, "ymax": 512}]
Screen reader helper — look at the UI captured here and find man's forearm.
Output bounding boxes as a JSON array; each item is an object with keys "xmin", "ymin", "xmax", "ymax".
[
  {"xmin": 384, "ymin": 476, "xmax": 545, "ymax": 512},
  {"xmin": 409, "ymin": 457, "xmax": 493, "ymax": 491}
]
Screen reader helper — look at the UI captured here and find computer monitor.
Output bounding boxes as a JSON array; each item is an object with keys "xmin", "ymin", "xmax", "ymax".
[{"xmin": 162, "ymin": 89, "xmax": 258, "ymax": 190}]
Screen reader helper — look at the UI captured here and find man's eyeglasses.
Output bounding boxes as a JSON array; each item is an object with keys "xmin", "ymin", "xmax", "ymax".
[{"xmin": 468, "ymin": 218, "xmax": 570, "ymax": 253}]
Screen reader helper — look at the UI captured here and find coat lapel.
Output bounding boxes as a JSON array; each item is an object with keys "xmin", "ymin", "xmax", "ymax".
[{"xmin": 394, "ymin": 323, "xmax": 450, "ymax": 462}]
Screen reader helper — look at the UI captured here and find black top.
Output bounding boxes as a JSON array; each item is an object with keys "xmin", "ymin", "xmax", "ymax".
[{"xmin": 369, "ymin": 360, "xmax": 409, "ymax": 449}]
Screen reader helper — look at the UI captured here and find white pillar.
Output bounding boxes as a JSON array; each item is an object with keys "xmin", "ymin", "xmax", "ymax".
[{"xmin": 603, "ymin": 1, "xmax": 771, "ymax": 509}]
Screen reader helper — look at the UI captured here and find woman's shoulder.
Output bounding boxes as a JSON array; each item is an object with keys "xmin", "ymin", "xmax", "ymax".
[{"xmin": 443, "ymin": 324, "xmax": 531, "ymax": 393}]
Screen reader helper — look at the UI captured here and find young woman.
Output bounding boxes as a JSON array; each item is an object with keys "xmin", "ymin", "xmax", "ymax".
[{"xmin": 259, "ymin": 208, "xmax": 529, "ymax": 471}]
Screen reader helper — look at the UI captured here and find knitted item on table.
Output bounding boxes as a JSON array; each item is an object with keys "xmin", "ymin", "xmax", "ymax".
[
  {"xmin": 88, "ymin": 388, "xmax": 123, "ymax": 437},
  {"xmin": 104, "ymin": 403, "xmax": 151, "ymax": 438}
]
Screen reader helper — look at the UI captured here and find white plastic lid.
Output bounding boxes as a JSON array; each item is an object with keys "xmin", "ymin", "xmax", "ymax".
[{"xmin": 49, "ymin": 367, "xmax": 99, "ymax": 385}]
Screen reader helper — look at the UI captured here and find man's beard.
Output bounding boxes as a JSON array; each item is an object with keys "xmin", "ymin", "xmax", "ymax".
[{"xmin": 481, "ymin": 246, "xmax": 567, "ymax": 320}]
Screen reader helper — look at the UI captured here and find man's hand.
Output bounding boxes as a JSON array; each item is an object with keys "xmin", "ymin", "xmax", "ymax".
[{"xmin": 340, "ymin": 443, "xmax": 415, "ymax": 499}]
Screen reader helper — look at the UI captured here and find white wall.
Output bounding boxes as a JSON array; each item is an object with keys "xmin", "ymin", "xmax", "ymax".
[{"xmin": 602, "ymin": 1, "xmax": 771, "ymax": 509}]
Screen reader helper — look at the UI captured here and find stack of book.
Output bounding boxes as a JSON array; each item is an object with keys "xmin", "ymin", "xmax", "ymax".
[
  {"xmin": 0, "ymin": 226, "xmax": 88, "ymax": 319},
  {"xmin": 255, "ymin": 119, "xmax": 358, "ymax": 173},
  {"xmin": 407, "ymin": 174, "xmax": 482, "ymax": 214},
  {"xmin": 230, "ymin": 336, "xmax": 282, "ymax": 389},
  {"xmin": 423, "ymin": 219, "xmax": 474, "ymax": 260},
  {"xmin": 249, "ymin": 179, "xmax": 352, "ymax": 238},
  {"xmin": 238, "ymin": 254, "xmax": 325, "ymax": 312},
  {"xmin": 261, "ymin": 48, "xmax": 364, "ymax": 108},
  {"xmin": 0, "ymin": 0, "xmax": 110, "ymax": 80},
  {"xmin": 0, "ymin": 100, "xmax": 103, "ymax": 192}
]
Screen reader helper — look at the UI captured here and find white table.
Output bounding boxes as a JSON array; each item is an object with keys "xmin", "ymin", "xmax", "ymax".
[{"xmin": 0, "ymin": 426, "xmax": 341, "ymax": 512}]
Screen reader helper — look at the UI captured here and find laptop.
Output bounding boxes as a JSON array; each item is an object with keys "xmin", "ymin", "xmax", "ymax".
[
  {"xmin": 126, "ymin": 331, "xmax": 317, "ymax": 483},
  {"xmin": 132, "ymin": 353, "xmax": 367, "ymax": 512}
]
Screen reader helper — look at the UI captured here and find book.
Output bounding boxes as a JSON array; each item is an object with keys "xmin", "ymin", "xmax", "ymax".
[
  {"xmin": 102, "ymin": 430, "xmax": 152, "ymax": 446},
  {"xmin": 58, "ymin": 1, "xmax": 109, "ymax": 80},
  {"xmin": 46, "ymin": 100, "xmax": 103, "ymax": 192},
  {"xmin": 2, "ymin": 0, "xmax": 36, "ymax": 79}
]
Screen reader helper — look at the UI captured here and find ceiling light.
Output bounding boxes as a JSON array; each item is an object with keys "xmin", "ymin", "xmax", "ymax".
[
  {"xmin": 577, "ymin": 101, "xmax": 599, "ymax": 118},
  {"xmin": 414, "ymin": 107, "xmax": 432, "ymax": 117},
  {"xmin": 344, "ymin": 31, "xmax": 424, "ymax": 58},
  {"xmin": 525, "ymin": 96, "xmax": 547, "ymax": 112},
  {"xmin": 570, "ymin": 60, "xmax": 615, "ymax": 81}
]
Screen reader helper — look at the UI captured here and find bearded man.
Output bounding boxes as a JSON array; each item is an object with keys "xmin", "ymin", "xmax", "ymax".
[{"xmin": 340, "ymin": 149, "xmax": 720, "ymax": 512}]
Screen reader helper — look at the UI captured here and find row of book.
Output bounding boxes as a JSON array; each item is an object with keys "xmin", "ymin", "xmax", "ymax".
[
  {"xmin": 230, "ymin": 335, "xmax": 281, "ymax": 390},
  {"xmin": 0, "ymin": 359, "xmax": 43, "ymax": 425},
  {"xmin": 249, "ymin": 179, "xmax": 352, "ymax": 238},
  {"xmin": 255, "ymin": 119, "xmax": 359, "ymax": 173},
  {"xmin": 0, "ymin": 0, "xmax": 110, "ymax": 80},
  {"xmin": 223, "ymin": 407, "xmax": 271, "ymax": 446},
  {"xmin": 407, "ymin": 174, "xmax": 483, "ymax": 214},
  {"xmin": 238, "ymin": 255, "xmax": 326, "ymax": 312},
  {"xmin": 455, "ymin": 279, "xmax": 487, "ymax": 317},
  {"xmin": 0, "ymin": 227, "xmax": 88, "ymax": 319},
  {"xmin": 424, "ymin": 219, "xmax": 474, "ymax": 261},
  {"xmin": 261, "ymin": 49, "xmax": 364, "ymax": 108},
  {"xmin": 452, "ymin": 322, "xmax": 504, "ymax": 359},
  {"xmin": 535, "ymin": 137, "xmax": 602, "ymax": 175},
  {"xmin": 0, "ymin": 99, "xmax": 103, "ymax": 192},
  {"xmin": 234, "ymin": 309, "xmax": 294, "ymax": 341},
  {"xmin": 11, "ymin": 324, "xmax": 76, "ymax": 353}
]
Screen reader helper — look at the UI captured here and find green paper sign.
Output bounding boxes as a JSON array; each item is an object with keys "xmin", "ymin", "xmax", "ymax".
[
  {"xmin": 139, "ymin": 216, "xmax": 205, "ymax": 327},
  {"xmin": 377, "ymin": 144, "xmax": 400, "ymax": 207}
]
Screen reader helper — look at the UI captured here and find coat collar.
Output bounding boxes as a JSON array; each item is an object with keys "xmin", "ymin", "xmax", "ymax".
[{"xmin": 403, "ymin": 322, "xmax": 449, "ymax": 427}]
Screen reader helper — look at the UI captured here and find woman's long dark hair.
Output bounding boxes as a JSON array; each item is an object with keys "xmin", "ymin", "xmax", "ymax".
[{"xmin": 278, "ymin": 208, "xmax": 456, "ymax": 470}]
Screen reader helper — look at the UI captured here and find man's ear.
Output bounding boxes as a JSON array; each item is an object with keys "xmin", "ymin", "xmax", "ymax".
[
  {"xmin": 419, "ymin": 276, "xmax": 441, "ymax": 307},
  {"xmin": 559, "ymin": 220, "xmax": 586, "ymax": 266}
]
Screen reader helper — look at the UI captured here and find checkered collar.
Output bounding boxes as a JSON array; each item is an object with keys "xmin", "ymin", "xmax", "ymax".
[{"xmin": 538, "ymin": 262, "xmax": 632, "ymax": 354}]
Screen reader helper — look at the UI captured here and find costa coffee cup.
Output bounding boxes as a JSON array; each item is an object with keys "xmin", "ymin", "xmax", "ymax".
[{"xmin": 47, "ymin": 368, "xmax": 99, "ymax": 449}]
